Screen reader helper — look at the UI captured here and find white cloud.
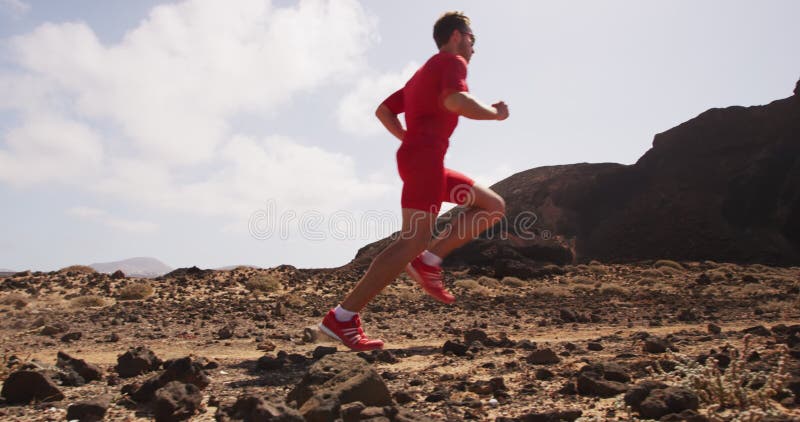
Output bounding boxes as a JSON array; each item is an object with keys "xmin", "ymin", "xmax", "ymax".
[
  {"xmin": 93, "ymin": 135, "xmax": 392, "ymax": 220},
  {"xmin": 0, "ymin": 114, "xmax": 104, "ymax": 186},
  {"xmin": 0, "ymin": 0, "xmax": 29, "ymax": 19},
  {"xmin": 0, "ymin": 0, "xmax": 387, "ymax": 223},
  {"xmin": 337, "ymin": 61, "xmax": 418, "ymax": 136},
  {"xmin": 67, "ymin": 206, "xmax": 158, "ymax": 234}
]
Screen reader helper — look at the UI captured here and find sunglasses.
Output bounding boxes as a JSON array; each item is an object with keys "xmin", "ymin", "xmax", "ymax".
[{"xmin": 460, "ymin": 30, "xmax": 476, "ymax": 46}]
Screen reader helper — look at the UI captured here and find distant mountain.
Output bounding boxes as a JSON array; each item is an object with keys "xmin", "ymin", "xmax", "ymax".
[
  {"xmin": 214, "ymin": 264, "xmax": 262, "ymax": 271},
  {"xmin": 90, "ymin": 257, "xmax": 172, "ymax": 278},
  {"xmin": 0, "ymin": 268, "xmax": 15, "ymax": 272}
]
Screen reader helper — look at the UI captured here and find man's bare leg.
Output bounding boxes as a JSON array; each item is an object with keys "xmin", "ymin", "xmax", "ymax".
[
  {"xmin": 340, "ymin": 208, "xmax": 438, "ymax": 312},
  {"xmin": 429, "ymin": 184, "xmax": 505, "ymax": 259}
]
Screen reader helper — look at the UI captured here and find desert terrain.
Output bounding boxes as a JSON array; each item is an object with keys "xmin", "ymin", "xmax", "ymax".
[{"xmin": 1, "ymin": 260, "xmax": 799, "ymax": 421}]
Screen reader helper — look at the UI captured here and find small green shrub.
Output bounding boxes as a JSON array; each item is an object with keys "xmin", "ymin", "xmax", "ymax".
[
  {"xmin": 117, "ymin": 282, "xmax": 154, "ymax": 300},
  {"xmin": 245, "ymin": 274, "xmax": 282, "ymax": 292},
  {"xmin": 644, "ymin": 335, "xmax": 791, "ymax": 416}
]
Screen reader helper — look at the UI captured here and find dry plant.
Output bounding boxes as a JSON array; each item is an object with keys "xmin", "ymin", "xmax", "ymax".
[
  {"xmin": 454, "ymin": 279, "xmax": 491, "ymax": 296},
  {"xmin": 570, "ymin": 275, "xmax": 594, "ymax": 285},
  {"xmin": 641, "ymin": 268, "xmax": 664, "ymax": 278},
  {"xmin": 528, "ymin": 284, "xmax": 570, "ymax": 298},
  {"xmin": 476, "ymin": 276, "xmax": 501, "ymax": 289},
  {"xmin": 0, "ymin": 293, "xmax": 29, "ymax": 309},
  {"xmin": 58, "ymin": 265, "xmax": 96, "ymax": 274},
  {"xmin": 658, "ymin": 266, "xmax": 685, "ymax": 277},
  {"xmin": 588, "ymin": 263, "xmax": 608, "ymax": 275},
  {"xmin": 501, "ymin": 276, "xmax": 526, "ymax": 287},
  {"xmin": 69, "ymin": 295, "xmax": 108, "ymax": 308},
  {"xmin": 654, "ymin": 259, "xmax": 684, "ymax": 271},
  {"xmin": 645, "ymin": 335, "xmax": 792, "ymax": 420},
  {"xmin": 707, "ymin": 269, "xmax": 728, "ymax": 283},
  {"xmin": 117, "ymin": 282, "xmax": 154, "ymax": 300},
  {"xmin": 731, "ymin": 284, "xmax": 778, "ymax": 299},
  {"xmin": 635, "ymin": 277, "xmax": 658, "ymax": 286},
  {"xmin": 282, "ymin": 292, "xmax": 306, "ymax": 308},
  {"xmin": 245, "ymin": 273, "xmax": 283, "ymax": 293},
  {"xmin": 599, "ymin": 283, "xmax": 629, "ymax": 296}
]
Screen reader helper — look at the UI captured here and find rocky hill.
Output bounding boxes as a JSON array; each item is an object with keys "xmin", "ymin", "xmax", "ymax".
[{"xmin": 353, "ymin": 79, "xmax": 800, "ymax": 276}]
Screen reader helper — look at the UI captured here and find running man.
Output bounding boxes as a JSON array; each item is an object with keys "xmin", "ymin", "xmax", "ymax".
[{"xmin": 319, "ymin": 11, "xmax": 509, "ymax": 351}]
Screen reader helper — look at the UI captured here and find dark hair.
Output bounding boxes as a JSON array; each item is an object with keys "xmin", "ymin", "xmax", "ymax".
[{"xmin": 433, "ymin": 11, "xmax": 471, "ymax": 49}]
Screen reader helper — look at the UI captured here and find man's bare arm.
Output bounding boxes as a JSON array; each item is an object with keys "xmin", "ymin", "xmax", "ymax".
[
  {"xmin": 375, "ymin": 104, "xmax": 406, "ymax": 141},
  {"xmin": 443, "ymin": 92, "xmax": 509, "ymax": 121}
]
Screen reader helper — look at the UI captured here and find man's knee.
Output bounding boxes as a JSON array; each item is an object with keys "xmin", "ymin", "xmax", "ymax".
[{"xmin": 483, "ymin": 193, "xmax": 505, "ymax": 219}]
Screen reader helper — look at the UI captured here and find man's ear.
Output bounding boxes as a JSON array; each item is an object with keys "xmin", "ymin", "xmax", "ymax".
[{"xmin": 448, "ymin": 29, "xmax": 461, "ymax": 45}]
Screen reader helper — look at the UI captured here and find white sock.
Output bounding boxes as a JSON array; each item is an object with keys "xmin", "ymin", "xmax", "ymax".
[
  {"xmin": 334, "ymin": 305, "xmax": 357, "ymax": 322},
  {"xmin": 421, "ymin": 250, "xmax": 443, "ymax": 267}
]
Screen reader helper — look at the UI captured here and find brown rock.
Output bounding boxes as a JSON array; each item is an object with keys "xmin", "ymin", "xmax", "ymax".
[
  {"xmin": 57, "ymin": 351, "xmax": 103, "ymax": 382},
  {"xmin": 116, "ymin": 346, "xmax": 162, "ymax": 378},
  {"xmin": 153, "ymin": 381, "xmax": 202, "ymax": 422},
  {"xmin": 66, "ymin": 394, "xmax": 112, "ymax": 422},
  {"xmin": 0, "ymin": 370, "xmax": 64, "ymax": 404},
  {"xmin": 287, "ymin": 353, "xmax": 392, "ymax": 419},
  {"xmin": 526, "ymin": 348, "xmax": 560, "ymax": 364}
]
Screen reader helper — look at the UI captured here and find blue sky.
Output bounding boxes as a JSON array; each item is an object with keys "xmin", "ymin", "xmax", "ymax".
[{"xmin": 1, "ymin": 0, "xmax": 798, "ymax": 271}]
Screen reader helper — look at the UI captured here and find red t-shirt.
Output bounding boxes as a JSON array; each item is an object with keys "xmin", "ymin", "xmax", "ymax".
[{"xmin": 382, "ymin": 52, "xmax": 469, "ymax": 150}]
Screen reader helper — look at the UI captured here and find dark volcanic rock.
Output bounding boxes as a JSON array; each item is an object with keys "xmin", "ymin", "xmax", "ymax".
[
  {"xmin": 576, "ymin": 372, "xmax": 629, "ymax": 397},
  {"xmin": 66, "ymin": 394, "xmax": 111, "ymax": 422},
  {"xmin": 1, "ymin": 370, "xmax": 64, "ymax": 404},
  {"xmin": 643, "ymin": 337, "xmax": 672, "ymax": 353},
  {"xmin": 624, "ymin": 380, "xmax": 670, "ymax": 409},
  {"xmin": 216, "ymin": 394, "xmax": 303, "ymax": 421},
  {"xmin": 503, "ymin": 409, "xmax": 583, "ymax": 422},
  {"xmin": 57, "ymin": 351, "xmax": 103, "ymax": 383},
  {"xmin": 442, "ymin": 340, "xmax": 468, "ymax": 356},
  {"xmin": 130, "ymin": 356, "xmax": 210, "ymax": 403},
  {"xmin": 526, "ymin": 348, "xmax": 560, "ymax": 364},
  {"xmin": 117, "ymin": 346, "xmax": 162, "ymax": 378},
  {"xmin": 153, "ymin": 381, "xmax": 202, "ymax": 422},
  {"xmin": 638, "ymin": 387, "xmax": 699, "ymax": 419},
  {"xmin": 287, "ymin": 353, "xmax": 392, "ymax": 420}
]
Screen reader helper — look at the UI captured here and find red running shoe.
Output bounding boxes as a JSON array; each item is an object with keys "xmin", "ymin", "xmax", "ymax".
[
  {"xmin": 406, "ymin": 255, "xmax": 455, "ymax": 304},
  {"xmin": 318, "ymin": 309, "xmax": 384, "ymax": 351}
]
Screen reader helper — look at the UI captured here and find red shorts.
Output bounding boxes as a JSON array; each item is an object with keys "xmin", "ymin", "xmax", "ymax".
[{"xmin": 396, "ymin": 143, "xmax": 475, "ymax": 214}]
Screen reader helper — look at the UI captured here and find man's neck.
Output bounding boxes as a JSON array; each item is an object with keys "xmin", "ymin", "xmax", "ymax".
[{"xmin": 439, "ymin": 45, "xmax": 458, "ymax": 55}]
